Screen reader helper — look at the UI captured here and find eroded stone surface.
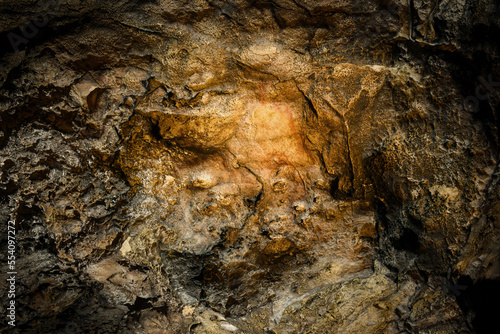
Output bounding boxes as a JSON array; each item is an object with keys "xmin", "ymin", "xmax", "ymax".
[{"xmin": 0, "ymin": 0, "xmax": 499, "ymax": 333}]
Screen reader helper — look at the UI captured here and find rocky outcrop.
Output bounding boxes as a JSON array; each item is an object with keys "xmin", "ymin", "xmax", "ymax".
[{"xmin": 1, "ymin": 0, "xmax": 499, "ymax": 333}]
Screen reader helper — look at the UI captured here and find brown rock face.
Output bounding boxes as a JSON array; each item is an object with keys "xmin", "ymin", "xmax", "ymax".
[{"xmin": 0, "ymin": 1, "xmax": 499, "ymax": 333}]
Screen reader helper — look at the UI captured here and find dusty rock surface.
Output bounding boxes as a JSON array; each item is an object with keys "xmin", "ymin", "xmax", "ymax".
[{"xmin": 0, "ymin": 0, "xmax": 499, "ymax": 333}]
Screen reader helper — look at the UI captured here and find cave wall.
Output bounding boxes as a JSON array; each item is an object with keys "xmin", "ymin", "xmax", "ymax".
[{"xmin": 0, "ymin": 0, "xmax": 499, "ymax": 333}]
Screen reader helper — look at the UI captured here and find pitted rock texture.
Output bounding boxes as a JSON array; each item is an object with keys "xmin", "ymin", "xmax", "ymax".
[{"xmin": 0, "ymin": 0, "xmax": 499, "ymax": 333}]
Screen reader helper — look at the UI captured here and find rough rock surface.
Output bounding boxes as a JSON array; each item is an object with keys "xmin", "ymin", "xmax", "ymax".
[{"xmin": 0, "ymin": 0, "xmax": 499, "ymax": 333}]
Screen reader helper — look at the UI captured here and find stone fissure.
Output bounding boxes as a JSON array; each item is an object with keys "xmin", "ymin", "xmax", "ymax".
[{"xmin": 1, "ymin": 1, "xmax": 499, "ymax": 333}]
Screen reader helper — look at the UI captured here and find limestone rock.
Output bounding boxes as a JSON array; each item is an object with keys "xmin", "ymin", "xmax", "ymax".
[{"xmin": 0, "ymin": 0, "xmax": 499, "ymax": 333}]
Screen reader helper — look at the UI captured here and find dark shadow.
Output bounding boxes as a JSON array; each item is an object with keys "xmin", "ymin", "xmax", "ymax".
[{"xmin": 455, "ymin": 276, "xmax": 500, "ymax": 333}]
